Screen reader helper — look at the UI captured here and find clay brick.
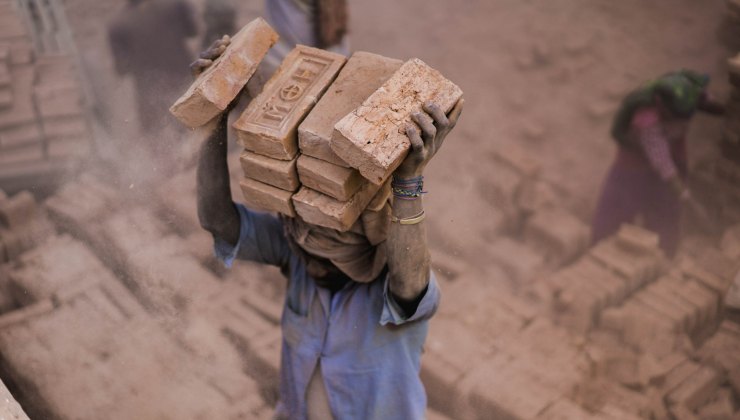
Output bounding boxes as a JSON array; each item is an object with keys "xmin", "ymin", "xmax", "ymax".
[
  {"xmin": 632, "ymin": 292, "xmax": 684, "ymax": 332},
  {"xmin": 0, "ymin": 143, "xmax": 42, "ymax": 165},
  {"xmin": 570, "ymin": 258, "xmax": 628, "ymax": 305},
  {"xmin": 648, "ymin": 280, "xmax": 699, "ymax": 332},
  {"xmin": 42, "ymin": 116, "xmax": 88, "ymax": 141},
  {"xmin": 663, "ymin": 360, "xmax": 702, "ymax": 393},
  {"xmin": 9, "ymin": 41, "xmax": 33, "ymax": 66},
  {"xmin": 616, "ymin": 224, "xmax": 661, "ymax": 254},
  {"xmin": 523, "ymin": 207, "xmax": 589, "ymax": 265},
  {"xmin": 0, "ymin": 15, "xmax": 27, "ymax": 39},
  {"xmin": 239, "ymin": 177, "xmax": 295, "ymax": 216},
  {"xmin": 0, "ymin": 121, "xmax": 41, "ymax": 148},
  {"xmin": 34, "ymin": 82, "xmax": 84, "ymax": 119},
  {"xmin": 296, "ymin": 154, "xmax": 363, "ymax": 200},
  {"xmin": 0, "ymin": 190, "xmax": 35, "ymax": 228},
  {"xmin": 666, "ymin": 366, "xmax": 723, "ymax": 410},
  {"xmin": 235, "ymin": 45, "xmax": 346, "ymax": 160},
  {"xmin": 361, "ymin": 203, "xmax": 390, "ymax": 245},
  {"xmin": 240, "ymin": 150, "xmax": 299, "ymax": 191},
  {"xmin": 292, "ymin": 181, "xmax": 382, "ymax": 231},
  {"xmin": 0, "ymin": 298, "xmax": 54, "ymax": 329},
  {"xmin": 47, "ymin": 137, "xmax": 91, "ymax": 159},
  {"xmin": 332, "ymin": 58, "xmax": 463, "ymax": 184},
  {"xmin": 0, "ymin": 65, "xmax": 36, "ymax": 129},
  {"xmin": 298, "ymin": 51, "xmax": 402, "ymax": 167},
  {"xmin": 170, "ymin": 18, "xmax": 278, "ymax": 128}
]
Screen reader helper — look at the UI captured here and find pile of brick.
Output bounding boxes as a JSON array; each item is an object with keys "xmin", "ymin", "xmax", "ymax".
[
  {"xmin": 172, "ymin": 19, "xmax": 463, "ymax": 234},
  {"xmin": 0, "ymin": 0, "xmax": 93, "ymax": 188},
  {"xmin": 0, "ymin": 238, "xmax": 271, "ymax": 419}
]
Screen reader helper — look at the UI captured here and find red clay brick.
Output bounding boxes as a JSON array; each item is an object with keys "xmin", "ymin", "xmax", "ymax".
[
  {"xmin": 240, "ymin": 150, "xmax": 299, "ymax": 192},
  {"xmin": 332, "ymin": 58, "xmax": 463, "ymax": 184},
  {"xmin": 239, "ymin": 177, "xmax": 295, "ymax": 216},
  {"xmin": 296, "ymin": 154, "xmax": 364, "ymax": 201},
  {"xmin": 170, "ymin": 18, "xmax": 279, "ymax": 128},
  {"xmin": 235, "ymin": 45, "xmax": 346, "ymax": 160},
  {"xmin": 292, "ymin": 181, "xmax": 382, "ymax": 231}
]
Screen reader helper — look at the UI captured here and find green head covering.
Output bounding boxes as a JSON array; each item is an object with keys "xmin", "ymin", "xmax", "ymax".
[{"xmin": 611, "ymin": 69, "xmax": 709, "ymax": 145}]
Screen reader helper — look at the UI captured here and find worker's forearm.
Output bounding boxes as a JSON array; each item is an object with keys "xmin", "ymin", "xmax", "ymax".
[
  {"xmin": 386, "ymin": 195, "xmax": 431, "ymax": 302},
  {"xmin": 196, "ymin": 116, "xmax": 240, "ymax": 245}
]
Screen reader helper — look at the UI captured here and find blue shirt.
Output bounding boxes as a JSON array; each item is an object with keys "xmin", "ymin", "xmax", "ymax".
[{"xmin": 214, "ymin": 204, "xmax": 440, "ymax": 420}]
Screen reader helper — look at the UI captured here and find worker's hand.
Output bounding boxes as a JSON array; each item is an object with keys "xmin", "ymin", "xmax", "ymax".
[
  {"xmin": 395, "ymin": 99, "xmax": 464, "ymax": 178},
  {"xmin": 190, "ymin": 35, "xmax": 231, "ymax": 77}
]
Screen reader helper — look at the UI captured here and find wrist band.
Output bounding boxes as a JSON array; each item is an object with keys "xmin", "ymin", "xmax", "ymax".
[
  {"xmin": 392, "ymin": 175, "xmax": 426, "ymax": 200},
  {"xmin": 391, "ymin": 210, "xmax": 425, "ymax": 225}
]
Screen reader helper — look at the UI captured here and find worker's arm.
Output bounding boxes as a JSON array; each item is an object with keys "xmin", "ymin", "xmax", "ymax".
[
  {"xmin": 193, "ymin": 37, "xmax": 292, "ymax": 268},
  {"xmin": 196, "ymin": 115, "xmax": 240, "ymax": 245},
  {"xmin": 387, "ymin": 100, "xmax": 464, "ymax": 313},
  {"xmin": 193, "ymin": 36, "xmax": 238, "ymax": 244}
]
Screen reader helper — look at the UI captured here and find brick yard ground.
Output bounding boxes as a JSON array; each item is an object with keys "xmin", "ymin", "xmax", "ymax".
[{"xmin": 1, "ymin": 0, "xmax": 740, "ymax": 419}]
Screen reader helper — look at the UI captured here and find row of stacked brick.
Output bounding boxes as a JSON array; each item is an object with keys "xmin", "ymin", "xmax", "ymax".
[
  {"xmin": 170, "ymin": 18, "xmax": 462, "ymax": 236},
  {"xmin": 417, "ymin": 221, "xmax": 740, "ymax": 419},
  {"xmin": 0, "ymin": 0, "xmax": 92, "ymax": 186}
]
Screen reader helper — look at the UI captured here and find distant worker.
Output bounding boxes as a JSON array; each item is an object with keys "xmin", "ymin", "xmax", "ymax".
[
  {"xmin": 263, "ymin": 0, "xmax": 349, "ymax": 69},
  {"xmin": 592, "ymin": 69, "xmax": 725, "ymax": 256},
  {"xmin": 108, "ymin": 0, "xmax": 197, "ymax": 154}
]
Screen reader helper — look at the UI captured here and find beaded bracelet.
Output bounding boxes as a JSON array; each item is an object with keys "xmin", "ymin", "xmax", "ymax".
[{"xmin": 391, "ymin": 175, "xmax": 426, "ymax": 200}]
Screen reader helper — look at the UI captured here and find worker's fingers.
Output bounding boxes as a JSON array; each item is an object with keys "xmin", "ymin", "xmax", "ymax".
[
  {"xmin": 447, "ymin": 98, "xmax": 464, "ymax": 128},
  {"xmin": 200, "ymin": 44, "xmax": 225, "ymax": 60},
  {"xmin": 405, "ymin": 123, "xmax": 425, "ymax": 155},
  {"xmin": 423, "ymin": 101, "xmax": 449, "ymax": 130},
  {"xmin": 411, "ymin": 111, "xmax": 436, "ymax": 147},
  {"xmin": 190, "ymin": 58, "xmax": 213, "ymax": 77}
]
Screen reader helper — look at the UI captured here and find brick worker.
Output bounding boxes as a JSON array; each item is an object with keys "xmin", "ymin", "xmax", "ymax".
[
  {"xmin": 193, "ymin": 39, "xmax": 464, "ymax": 419},
  {"xmin": 108, "ymin": 0, "xmax": 197, "ymax": 149},
  {"xmin": 592, "ymin": 69, "xmax": 725, "ymax": 256}
]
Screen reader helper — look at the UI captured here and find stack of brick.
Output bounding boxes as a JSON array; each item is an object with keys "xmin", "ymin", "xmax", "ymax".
[
  {"xmin": 543, "ymin": 224, "xmax": 665, "ymax": 335},
  {"xmin": 34, "ymin": 55, "xmax": 92, "ymax": 159},
  {"xmin": 291, "ymin": 51, "xmax": 402, "ymax": 232},
  {"xmin": 0, "ymin": 1, "xmax": 94, "ymax": 184},
  {"xmin": 234, "ymin": 44, "xmax": 346, "ymax": 220},
  {"xmin": 0, "ymin": 190, "xmax": 54, "ymax": 264},
  {"xmin": 44, "ymin": 173, "xmax": 120, "ymax": 255},
  {"xmin": 0, "ymin": 277, "xmax": 271, "ymax": 420},
  {"xmin": 95, "ymin": 207, "xmax": 222, "ymax": 316},
  {"xmin": 424, "ymin": 317, "xmax": 591, "ymax": 419},
  {"xmin": 171, "ymin": 19, "xmax": 463, "ymax": 234},
  {"xmin": 523, "ymin": 206, "xmax": 590, "ymax": 267},
  {"xmin": 6, "ymin": 234, "xmax": 124, "ymax": 308}
]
